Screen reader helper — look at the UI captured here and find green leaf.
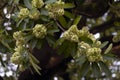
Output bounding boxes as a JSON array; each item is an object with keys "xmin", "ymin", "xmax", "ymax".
[
  {"xmin": 47, "ymin": 26, "xmax": 59, "ymax": 34},
  {"xmin": 46, "ymin": 35, "xmax": 56, "ymax": 46},
  {"xmin": 24, "ymin": 0, "xmax": 32, "ymax": 9},
  {"xmin": 36, "ymin": 40, "xmax": 43, "ymax": 49},
  {"xmin": 64, "ymin": 3, "xmax": 75, "ymax": 9},
  {"xmin": 100, "ymin": 41, "xmax": 109, "ymax": 48},
  {"xmin": 24, "ymin": 35, "xmax": 33, "ymax": 42},
  {"xmin": 45, "ymin": 0, "xmax": 57, "ymax": 4},
  {"xmin": 103, "ymin": 54, "xmax": 117, "ymax": 60},
  {"xmin": 98, "ymin": 61, "xmax": 111, "ymax": 77},
  {"xmin": 73, "ymin": 16, "xmax": 81, "ymax": 25},
  {"xmin": 29, "ymin": 39, "xmax": 38, "ymax": 49},
  {"xmin": 16, "ymin": 18, "xmax": 24, "ymax": 27},
  {"xmin": 58, "ymin": 16, "xmax": 67, "ymax": 28},
  {"xmin": 80, "ymin": 36, "xmax": 93, "ymax": 45},
  {"xmin": 29, "ymin": 56, "xmax": 41, "ymax": 75},
  {"xmin": 104, "ymin": 43, "xmax": 113, "ymax": 54},
  {"xmin": 75, "ymin": 54, "xmax": 86, "ymax": 65},
  {"xmin": 64, "ymin": 11, "xmax": 75, "ymax": 19},
  {"xmin": 0, "ymin": 40, "xmax": 11, "ymax": 51},
  {"xmin": 92, "ymin": 62, "xmax": 101, "ymax": 78},
  {"xmin": 80, "ymin": 60, "xmax": 90, "ymax": 77},
  {"xmin": 53, "ymin": 38, "xmax": 65, "ymax": 48},
  {"xmin": 57, "ymin": 40, "xmax": 69, "ymax": 56},
  {"xmin": 29, "ymin": 53, "xmax": 39, "ymax": 64}
]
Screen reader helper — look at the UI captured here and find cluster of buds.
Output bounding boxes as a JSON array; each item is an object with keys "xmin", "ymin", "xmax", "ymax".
[
  {"xmin": 13, "ymin": 31, "xmax": 25, "ymax": 46},
  {"xmin": 31, "ymin": 0, "xmax": 44, "ymax": 8},
  {"xmin": 86, "ymin": 47, "xmax": 103, "ymax": 62},
  {"xmin": 11, "ymin": 46, "xmax": 25, "ymax": 64},
  {"xmin": 76, "ymin": 41, "xmax": 91, "ymax": 56},
  {"xmin": 45, "ymin": 0, "xmax": 65, "ymax": 18},
  {"xmin": 62, "ymin": 25, "xmax": 103, "ymax": 62},
  {"xmin": 11, "ymin": 46, "xmax": 28, "ymax": 71},
  {"xmin": 12, "ymin": 31, "xmax": 28, "ymax": 71},
  {"xmin": 29, "ymin": 9, "xmax": 40, "ymax": 20},
  {"xmin": 33, "ymin": 24, "xmax": 47, "ymax": 39},
  {"xmin": 18, "ymin": 8, "xmax": 29, "ymax": 19},
  {"xmin": 62, "ymin": 25, "xmax": 79, "ymax": 42}
]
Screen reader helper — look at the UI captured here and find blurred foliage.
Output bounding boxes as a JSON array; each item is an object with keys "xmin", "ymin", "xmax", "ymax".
[{"xmin": 0, "ymin": 0, "xmax": 120, "ymax": 80}]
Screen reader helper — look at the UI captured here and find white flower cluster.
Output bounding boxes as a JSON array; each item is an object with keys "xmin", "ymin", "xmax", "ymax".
[
  {"xmin": 33, "ymin": 24, "xmax": 47, "ymax": 38},
  {"xmin": 31, "ymin": 0, "xmax": 44, "ymax": 8},
  {"xmin": 62, "ymin": 25, "xmax": 103, "ymax": 62},
  {"xmin": 45, "ymin": 0, "xmax": 65, "ymax": 18}
]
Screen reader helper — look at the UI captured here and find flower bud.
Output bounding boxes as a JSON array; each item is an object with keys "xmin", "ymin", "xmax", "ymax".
[
  {"xmin": 11, "ymin": 52, "xmax": 22, "ymax": 64},
  {"xmin": 33, "ymin": 24, "xmax": 47, "ymax": 38},
  {"xmin": 45, "ymin": 0, "xmax": 64, "ymax": 18},
  {"xmin": 18, "ymin": 8, "xmax": 29, "ymax": 19},
  {"xmin": 32, "ymin": 0, "xmax": 44, "ymax": 8},
  {"xmin": 86, "ymin": 47, "xmax": 103, "ymax": 62}
]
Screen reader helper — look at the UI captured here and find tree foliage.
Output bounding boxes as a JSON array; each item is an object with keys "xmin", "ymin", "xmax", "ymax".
[{"xmin": 0, "ymin": 0, "xmax": 120, "ymax": 80}]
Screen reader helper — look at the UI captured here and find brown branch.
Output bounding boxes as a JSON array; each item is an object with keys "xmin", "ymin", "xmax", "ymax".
[{"xmin": 90, "ymin": 18, "xmax": 120, "ymax": 34}]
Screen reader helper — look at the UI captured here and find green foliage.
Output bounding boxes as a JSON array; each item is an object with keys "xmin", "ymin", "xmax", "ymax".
[{"xmin": 0, "ymin": 0, "xmax": 120, "ymax": 80}]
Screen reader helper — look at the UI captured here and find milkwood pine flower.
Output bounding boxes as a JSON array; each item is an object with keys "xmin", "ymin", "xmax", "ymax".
[
  {"xmin": 11, "ymin": 52, "xmax": 23, "ymax": 64},
  {"xmin": 32, "ymin": 0, "xmax": 44, "ymax": 8},
  {"xmin": 62, "ymin": 25, "xmax": 79, "ymax": 42},
  {"xmin": 76, "ymin": 41, "xmax": 91, "ymax": 57},
  {"xmin": 45, "ymin": 0, "xmax": 65, "ymax": 18},
  {"xmin": 77, "ymin": 27, "xmax": 90, "ymax": 38},
  {"xmin": 18, "ymin": 8, "xmax": 29, "ymax": 19},
  {"xmin": 13, "ymin": 31, "xmax": 25, "ymax": 46},
  {"xmin": 86, "ymin": 47, "xmax": 103, "ymax": 62},
  {"xmin": 29, "ymin": 9, "xmax": 40, "ymax": 20},
  {"xmin": 94, "ymin": 41, "xmax": 101, "ymax": 47},
  {"xmin": 11, "ymin": 45, "xmax": 27, "ymax": 64},
  {"xmin": 33, "ymin": 24, "xmax": 47, "ymax": 38}
]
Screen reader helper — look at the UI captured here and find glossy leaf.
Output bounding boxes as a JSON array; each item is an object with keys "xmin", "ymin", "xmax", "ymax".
[
  {"xmin": 80, "ymin": 60, "xmax": 90, "ymax": 77},
  {"xmin": 104, "ymin": 43, "xmax": 113, "ymax": 54},
  {"xmin": 100, "ymin": 41, "xmax": 109, "ymax": 48},
  {"xmin": 75, "ymin": 54, "xmax": 86, "ymax": 65},
  {"xmin": 64, "ymin": 3, "xmax": 75, "ymax": 9},
  {"xmin": 99, "ymin": 61, "xmax": 111, "ymax": 77},
  {"xmin": 53, "ymin": 38, "xmax": 65, "ymax": 48},
  {"xmin": 45, "ymin": 0, "xmax": 57, "ymax": 4},
  {"xmin": 58, "ymin": 16, "xmax": 67, "ymax": 28},
  {"xmin": 24, "ymin": 0, "xmax": 32, "ymax": 9},
  {"xmin": 64, "ymin": 11, "xmax": 74, "ymax": 19},
  {"xmin": 92, "ymin": 62, "xmax": 101, "ymax": 78},
  {"xmin": 73, "ymin": 16, "xmax": 81, "ymax": 25},
  {"xmin": 46, "ymin": 35, "xmax": 56, "ymax": 46},
  {"xmin": 29, "ymin": 39, "xmax": 38, "ymax": 49},
  {"xmin": 103, "ymin": 53, "xmax": 118, "ymax": 60}
]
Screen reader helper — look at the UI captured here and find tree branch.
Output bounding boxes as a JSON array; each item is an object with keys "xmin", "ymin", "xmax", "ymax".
[{"xmin": 90, "ymin": 18, "xmax": 120, "ymax": 34}]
